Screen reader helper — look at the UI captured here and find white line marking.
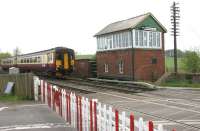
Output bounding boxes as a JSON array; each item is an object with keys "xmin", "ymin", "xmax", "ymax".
[
  {"xmin": 0, "ymin": 123, "xmax": 69, "ymax": 131},
  {"xmin": 0, "ymin": 104, "xmax": 46, "ymax": 112},
  {"xmin": 97, "ymin": 91, "xmax": 200, "ymax": 114},
  {"xmin": 153, "ymin": 120, "xmax": 200, "ymax": 126},
  {"xmin": 166, "ymin": 99, "xmax": 200, "ymax": 108},
  {"xmin": 15, "ymin": 104, "xmax": 46, "ymax": 108},
  {"xmin": 0, "ymin": 107, "xmax": 8, "ymax": 112}
]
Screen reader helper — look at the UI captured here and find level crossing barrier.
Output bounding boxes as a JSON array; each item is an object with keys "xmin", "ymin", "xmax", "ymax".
[{"xmin": 34, "ymin": 78, "xmax": 176, "ymax": 131}]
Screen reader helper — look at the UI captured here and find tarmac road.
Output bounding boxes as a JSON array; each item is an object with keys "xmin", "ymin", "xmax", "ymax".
[
  {"xmin": 0, "ymin": 101, "xmax": 75, "ymax": 131},
  {"xmin": 72, "ymin": 84, "xmax": 200, "ymax": 131}
]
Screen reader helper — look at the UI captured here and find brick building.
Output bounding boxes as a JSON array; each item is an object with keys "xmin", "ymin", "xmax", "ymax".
[{"xmin": 94, "ymin": 13, "xmax": 167, "ymax": 81}]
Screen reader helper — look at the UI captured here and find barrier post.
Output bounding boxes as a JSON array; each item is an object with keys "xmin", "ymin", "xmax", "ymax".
[
  {"xmin": 158, "ymin": 124, "xmax": 163, "ymax": 131},
  {"xmin": 69, "ymin": 93, "xmax": 71, "ymax": 125},
  {"xmin": 66, "ymin": 94, "xmax": 69, "ymax": 122},
  {"xmin": 108, "ymin": 106, "xmax": 112, "ymax": 131},
  {"xmin": 79, "ymin": 97, "xmax": 82, "ymax": 131},
  {"xmin": 139, "ymin": 117, "xmax": 144, "ymax": 131},
  {"xmin": 130, "ymin": 113, "xmax": 134, "ymax": 131},
  {"xmin": 60, "ymin": 89, "xmax": 62, "ymax": 116},
  {"xmin": 76, "ymin": 96, "xmax": 79, "ymax": 131},
  {"xmin": 149, "ymin": 121, "xmax": 153, "ymax": 131},
  {"xmin": 94, "ymin": 101, "xmax": 97, "ymax": 131},
  {"xmin": 43, "ymin": 81, "xmax": 45, "ymax": 103},
  {"xmin": 90, "ymin": 100, "xmax": 93, "ymax": 131},
  {"xmin": 52, "ymin": 86, "xmax": 55, "ymax": 111},
  {"xmin": 122, "ymin": 111, "xmax": 126, "ymax": 131},
  {"xmin": 115, "ymin": 110, "xmax": 119, "ymax": 131}
]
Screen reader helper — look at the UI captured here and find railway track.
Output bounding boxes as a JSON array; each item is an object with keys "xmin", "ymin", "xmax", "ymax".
[
  {"xmin": 46, "ymin": 77, "xmax": 200, "ymax": 101},
  {"xmin": 43, "ymin": 77, "xmax": 157, "ymax": 96},
  {"xmin": 41, "ymin": 77, "xmax": 200, "ymax": 130}
]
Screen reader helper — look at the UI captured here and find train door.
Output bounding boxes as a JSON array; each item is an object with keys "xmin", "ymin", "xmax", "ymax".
[
  {"xmin": 63, "ymin": 53, "xmax": 69, "ymax": 70},
  {"xmin": 56, "ymin": 53, "xmax": 63, "ymax": 70}
]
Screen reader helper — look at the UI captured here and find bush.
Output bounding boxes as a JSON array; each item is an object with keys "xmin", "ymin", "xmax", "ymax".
[{"xmin": 182, "ymin": 51, "xmax": 200, "ymax": 73}]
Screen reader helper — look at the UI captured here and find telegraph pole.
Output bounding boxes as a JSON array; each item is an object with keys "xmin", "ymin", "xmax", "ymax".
[{"xmin": 171, "ymin": 1, "xmax": 180, "ymax": 75}]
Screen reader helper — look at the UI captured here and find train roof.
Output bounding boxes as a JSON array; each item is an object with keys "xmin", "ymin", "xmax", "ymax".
[{"xmin": 1, "ymin": 47, "xmax": 74, "ymax": 60}]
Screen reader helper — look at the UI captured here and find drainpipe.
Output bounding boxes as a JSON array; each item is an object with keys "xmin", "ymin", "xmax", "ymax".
[{"xmin": 130, "ymin": 30, "xmax": 134, "ymax": 81}]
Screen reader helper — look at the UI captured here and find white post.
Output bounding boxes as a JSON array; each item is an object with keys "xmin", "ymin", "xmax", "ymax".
[
  {"xmin": 62, "ymin": 89, "xmax": 66, "ymax": 120},
  {"xmin": 103, "ymin": 104, "xmax": 107, "ymax": 131},
  {"xmin": 71, "ymin": 93, "xmax": 76, "ymax": 128},
  {"xmin": 108, "ymin": 106, "xmax": 113, "ymax": 131},
  {"xmin": 45, "ymin": 82, "xmax": 48, "ymax": 104},
  {"xmin": 139, "ymin": 117, "xmax": 144, "ymax": 131},
  {"xmin": 121, "ymin": 111, "xmax": 126, "ymax": 131},
  {"xmin": 158, "ymin": 124, "xmax": 163, "ymax": 131},
  {"xmin": 98, "ymin": 102, "xmax": 102, "ymax": 131},
  {"xmin": 82, "ymin": 97, "xmax": 85, "ymax": 131},
  {"xmin": 40, "ymin": 80, "xmax": 43, "ymax": 102},
  {"xmin": 50, "ymin": 85, "xmax": 53, "ymax": 109},
  {"xmin": 33, "ymin": 76, "xmax": 40, "ymax": 101},
  {"xmin": 85, "ymin": 98, "xmax": 89, "ymax": 131}
]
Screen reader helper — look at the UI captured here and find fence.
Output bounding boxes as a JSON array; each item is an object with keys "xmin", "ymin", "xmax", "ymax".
[
  {"xmin": 35, "ymin": 78, "xmax": 175, "ymax": 131},
  {"xmin": 0, "ymin": 73, "xmax": 34, "ymax": 99}
]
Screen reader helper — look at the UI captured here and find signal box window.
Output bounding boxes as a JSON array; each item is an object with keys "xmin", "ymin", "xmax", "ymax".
[{"xmin": 151, "ymin": 58, "xmax": 157, "ymax": 64}]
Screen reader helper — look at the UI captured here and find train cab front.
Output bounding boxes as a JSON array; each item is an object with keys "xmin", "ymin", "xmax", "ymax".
[{"xmin": 55, "ymin": 47, "xmax": 75, "ymax": 77}]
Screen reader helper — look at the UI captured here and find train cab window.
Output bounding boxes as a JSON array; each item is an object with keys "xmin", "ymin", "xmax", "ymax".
[{"xmin": 56, "ymin": 53, "xmax": 62, "ymax": 60}]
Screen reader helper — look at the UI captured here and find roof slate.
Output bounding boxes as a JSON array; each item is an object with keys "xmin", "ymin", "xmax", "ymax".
[{"xmin": 95, "ymin": 12, "xmax": 166, "ymax": 36}]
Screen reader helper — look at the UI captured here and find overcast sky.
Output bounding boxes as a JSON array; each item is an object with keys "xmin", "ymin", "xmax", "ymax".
[{"xmin": 0, "ymin": 0, "xmax": 199, "ymax": 54}]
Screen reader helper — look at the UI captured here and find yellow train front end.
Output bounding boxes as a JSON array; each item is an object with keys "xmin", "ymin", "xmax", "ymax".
[{"xmin": 55, "ymin": 47, "xmax": 75, "ymax": 77}]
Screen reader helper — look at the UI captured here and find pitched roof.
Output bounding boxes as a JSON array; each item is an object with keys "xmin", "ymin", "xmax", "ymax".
[{"xmin": 94, "ymin": 12, "xmax": 167, "ymax": 36}]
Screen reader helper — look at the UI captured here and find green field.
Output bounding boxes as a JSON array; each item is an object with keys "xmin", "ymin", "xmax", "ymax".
[
  {"xmin": 75, "ymin": 54, "xmax": 96, "ymax": 60},
  {"xmin": 165, "ymin": 57, "xmax": 185, "ymax": 72}
]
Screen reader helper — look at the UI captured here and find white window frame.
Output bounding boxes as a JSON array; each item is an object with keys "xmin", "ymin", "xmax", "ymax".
[
  {"xmin": 132, "ymin": 29, "xmax": 162, "ymax": 49},
  {"xmin": 119, "ymin": 61, "xmax": 124, "ymax": 74},
  {"xmin": 104, "ymin": 63, "xmax": 108, "ymax": 73}
]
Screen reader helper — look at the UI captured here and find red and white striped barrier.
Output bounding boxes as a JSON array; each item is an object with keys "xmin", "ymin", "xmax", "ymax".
[{"xmin": 35, "ymin": 79, "xmax": 175, "ymax": 131}]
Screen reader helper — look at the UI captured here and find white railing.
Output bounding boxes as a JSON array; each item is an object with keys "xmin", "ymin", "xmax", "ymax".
[{"xmin": 34, "ymin": 78, "xmax": 176, "ymax": 131}]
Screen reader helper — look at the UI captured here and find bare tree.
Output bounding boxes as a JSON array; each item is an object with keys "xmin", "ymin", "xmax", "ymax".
[{"xmin": 13, "ymin": 47, "xmax": 21, "ymax": 66}]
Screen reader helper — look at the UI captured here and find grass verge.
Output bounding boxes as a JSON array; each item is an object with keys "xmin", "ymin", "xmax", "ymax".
[
  {"xmin": 0, "ymin": 94, "xmax": 25, "ymax": 102},
  {"xmin": 160, "ymin": 79, "xmax": 200, "ymax": 88}
]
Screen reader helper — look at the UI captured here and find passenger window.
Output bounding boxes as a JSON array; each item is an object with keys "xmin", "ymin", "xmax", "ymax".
[{"xmin": 38, "ymin": 57, "xmax": 41, "ymax": 63}]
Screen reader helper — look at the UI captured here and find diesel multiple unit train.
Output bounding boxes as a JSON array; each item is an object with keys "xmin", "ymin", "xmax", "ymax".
[{"xmin": 1, "ymin": 47, "xmax": 75, "ymax": 76}]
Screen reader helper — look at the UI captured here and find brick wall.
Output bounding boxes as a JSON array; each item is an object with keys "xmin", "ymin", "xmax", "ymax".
[
  {"xmin": 96, "ymin": 49, "xmax": 133, "ymax": 80},
  {"xmin": 133, "ymin": 49, "xmax": 165, "ymax": 81}
]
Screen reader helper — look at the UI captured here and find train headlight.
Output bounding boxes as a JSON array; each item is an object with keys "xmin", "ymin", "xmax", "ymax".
[{"xmin": 71, "ymin": 60, "xmax": 74, "ymax": 65}]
